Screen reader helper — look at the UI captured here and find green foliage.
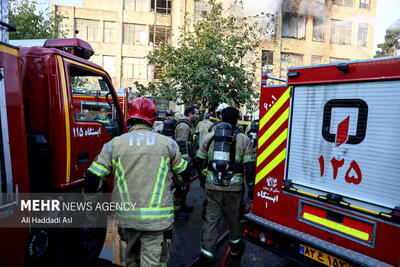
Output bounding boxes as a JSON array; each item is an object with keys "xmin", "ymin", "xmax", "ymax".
[
  {"xmin": 375, "ymin": 28, "xmax": 400, "ymax": 58},
  {"xmin": 8, "ymin": 0, "xmax": 67, "ymax": 39},
  {"xmin": 134, "ymin": 0, "xmax": 269, "ymax": 112}
]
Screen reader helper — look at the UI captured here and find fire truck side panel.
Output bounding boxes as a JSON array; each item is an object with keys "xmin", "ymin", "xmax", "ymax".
[
  {"xmin": 0, "ymin": 43, "xmax": 30, "ymax": 267},
  {"xmin": 253, "ymin": 85, "xmax": 290, "ymax": 222},
  {"xmin": 249, "ymin": 57, "xmax": 400, "ymax": 266}
]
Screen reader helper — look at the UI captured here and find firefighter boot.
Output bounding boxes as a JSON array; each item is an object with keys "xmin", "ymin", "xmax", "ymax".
[{"xmin": 230, "ymin": 240, "xmax": 244, "ymax": 257}]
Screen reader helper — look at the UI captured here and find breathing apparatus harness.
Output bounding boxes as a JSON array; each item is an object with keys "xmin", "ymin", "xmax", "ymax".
[{"xmin": 206, "ymin": 122, "xmax": 242, "ymax": 186}]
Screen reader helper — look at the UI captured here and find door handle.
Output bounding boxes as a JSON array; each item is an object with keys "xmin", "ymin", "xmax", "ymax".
[{"xmin": 77, "ymin": 152, "xmax": 89, "ymax": 164}]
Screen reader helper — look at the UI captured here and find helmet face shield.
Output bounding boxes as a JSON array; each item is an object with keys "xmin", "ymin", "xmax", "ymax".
[{"xmin": 128, "ymin": 97, "xmax": 157, "ymax": 126}]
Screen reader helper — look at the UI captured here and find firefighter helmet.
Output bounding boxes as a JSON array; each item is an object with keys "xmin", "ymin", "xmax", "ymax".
[
  {"xmin": 216, "ymin": 103, "xmax": 229, "ymax": 113},
  {"xmin": 128, "ymin": 97, "xmax": 157, "ymax": 126}
]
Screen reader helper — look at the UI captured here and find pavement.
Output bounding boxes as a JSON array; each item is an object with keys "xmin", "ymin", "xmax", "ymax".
[{"xmin": 97, "ymin": 179, "xmax": 293, "ymax": 267}]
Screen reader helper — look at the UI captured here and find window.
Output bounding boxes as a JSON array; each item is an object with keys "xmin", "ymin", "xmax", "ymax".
[
  {"xmin": 103, "ymin": 21, "xmax": 116, "ymax": 43},
  {"xmin": 124, "ymin": 0, "xmax": 149, "ymax": 11},
  {"xmin": 261, "ymin": 50, "xmax": 274, "ymax": 74},
  {"xmin": 149, "ymin": 25, "xmax": 171, "ymax": 45},
  {"xmin": 329, "ymin": 57, "xmax": 349, "ymax": 63},
  {"xmin": 122, "ymin": 57, "xmax": 147, "ymax": 79},
  {"xmin": 333, "ymin": 0, "xmax": 352, "ymax": 7},
  {"xmin": 70, "ymin": 65, "xmax": 122, "ymax": 139},
  {"xmin": 311, "ymin": 55, "xmax": 322, "ymax": 65},
  {"xmin": 0, "ymin": 68, "xmax": 17, "ymax": 219},
  {"xmin": 282, "ymin": 13, "xmax": 306, "ymax": 39},
  {"xmin": 312, "ymin": 17, "xmax": 325, "ymax": 42},
  {"xmin": 149, "ymin": 65, "xmax": 162, "ymax": 79},
  {"xmin": 281, "ymin": 53, "xmax": 303, "ymax": 77},
  {"xmin": 358, "ymin": 23, "xmax": 368, "ymax": 47},
  {"xmin": 74, "ymin": 18, "xmax": 100, "ymax": 42},
  {"xmin": 194, "ymin": 0, "xmax": 207, "ymax": 23},
  {"xmin": 330, "ymin": 20, "xmax": 352, "ymax": 45},
  {"xmin": 151, "ymin": 0, "xmax": 172, "ymax": 14},
  {"xmin": 102, "ymin": 56, "xmax": 116, "ymax": 77},
  {"xmin": 90, "ymin": 54, "xmax": 101, "ymax": 66},
  {"xmin": 359, "ymin": 0, "xmax": 369, "ymax": 9},
  {"xmin": 123, "ymin": 23, "xmax": 148, "ymax": 45}
]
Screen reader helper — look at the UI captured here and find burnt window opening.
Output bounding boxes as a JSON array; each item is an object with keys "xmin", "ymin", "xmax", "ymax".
[
  {"xmin": 261, "ymin": 50, "xmax": 274, "ymax": 74},
  {"xmin": 311, "ymin": 55, "xmax": 322, "ymax": 65},
  {"xmin": 282, "ymin": 13, "xmax": 306, "ymax": 40},
  {"xmin": 330, "ymin": 19, "xmax": 352, "ymax": 45},
  {"xmin": 151, "ymin": 0, "xmax": 172, "ymax": 14},
  {"xmin": 333, "ymin": 0, "xmax": 353, "ymax": 7},
  {"xmin": 313, "ymin": 17, "xmax": 325, "ymax": 42}
]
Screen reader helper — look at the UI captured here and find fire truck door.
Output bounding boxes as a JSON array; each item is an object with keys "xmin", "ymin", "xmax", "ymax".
[{"xmin": 65, "ymin": 61, "xmax": 124, "ymax": 184}]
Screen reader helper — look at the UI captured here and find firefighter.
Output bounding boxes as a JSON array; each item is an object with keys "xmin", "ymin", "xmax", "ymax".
[
  {"xmin": 196, "ymin": 106, "xmax": 255, "ymax": 264},
  {"xmin": 208, "ymin": 103, "xmax": 229, "ymax": 133},
  {"xmin": 196, "ymin": 112, "xmax": 213, "ymax": 144},
  {"xmin": 173, "ymin": 105, "xmax": 200, "ymax": 220},
  {"xmin": 83, "ymin": 97, "xmax": 191, "ymax": 266}
]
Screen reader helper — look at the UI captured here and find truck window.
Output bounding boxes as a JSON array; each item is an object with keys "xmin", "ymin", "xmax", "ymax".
[
  {"xmin": 0, "ymin": 68, "xmax": 15, "ymax": 219},
  {"xmin": 69, "ymin": 65, "xmax": 122, "ymax": 139}
]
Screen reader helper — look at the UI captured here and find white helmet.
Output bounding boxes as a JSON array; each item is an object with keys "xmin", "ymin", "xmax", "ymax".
[{"xmin": 216, "ymin": 103, "xmax": 229, "ymax": 113}]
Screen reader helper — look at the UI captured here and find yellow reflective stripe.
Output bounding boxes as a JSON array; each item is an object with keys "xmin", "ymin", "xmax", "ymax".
[
  {"xmin": 150, "ymin": 157, "xmax": 165, "ymax": 207},
  {"xmin": 113, "ymin": 158, "xmax": 131, "ymax": 204},
  {"xmin": 172, "ymin": 158, "xmax": 187, "ymax": 174},
  {"xmin": 88, "ymin": 162, "xmax": 111, "ymax": 178},
  {"xmin": 0, "ymin": 44, "xmax": 19, "ymax": 56},
  {"xmin": 255, "ymin": 149, "xmax": 286, "ymax": 184},
  {"xmin": 57, "ymin": 56, "xmax": 71, "ymax": 183},
  {"xmin": 257, "ymin": 129, "xmax": 288, "ymax": 167},
  {"xmin": 303, "ymin": 212, "xmax": 369, "ymax": 241},
  {"xmin": 64, "ymin": 58, "xmax": 106, "ymax": 75},
  {"xmin": 259, "ymin": 87, "xmax": 290, "ymax": 131},
  {"xmin": 116, "ymin": 206, "xmax": 175, "ymax": 219},
  {"xmin": 258, "ymin": 108, "xmax": 289, "ymax": 149},
  {"xmin": 157, "ymin": 158, "xmax": 170, "ymax": 207},
  {"xmin": 197, "ymin": 150, "xmax": 207, "ymax": 159}
]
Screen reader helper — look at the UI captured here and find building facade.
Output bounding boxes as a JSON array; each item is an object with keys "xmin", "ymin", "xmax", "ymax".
[
  {"xmin": 261, "ymin": 0, "xmax": 376, "ymax": 83},
  {"xmin": 55, "ymin": 0, "xmax": 376, "ymax": 94}
]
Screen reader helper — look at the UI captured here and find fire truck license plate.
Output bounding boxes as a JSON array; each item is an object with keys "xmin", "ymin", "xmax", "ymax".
[{"xmin": 300, "ymin": 244, "xmax": 352, "ymax": 267}]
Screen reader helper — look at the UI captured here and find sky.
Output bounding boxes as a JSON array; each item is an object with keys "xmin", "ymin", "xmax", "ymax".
[{"xmin": 37, "ymin": 0, "xmax": 400, "ymax": 53}]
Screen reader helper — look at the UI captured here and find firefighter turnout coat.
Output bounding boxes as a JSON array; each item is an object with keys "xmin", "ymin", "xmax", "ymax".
[{"xmin": 87, "ymin": 123, "xmax": 188, "ymax": 231}]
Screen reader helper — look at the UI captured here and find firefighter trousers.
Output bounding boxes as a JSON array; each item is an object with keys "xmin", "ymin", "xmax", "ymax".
[
  {"xmin": 118, "ymin": 227, "xmax": 171, "ymax": 267},
  {"xmin": 200, "ymin": 190, "xmax": 243, "ymax": 259}
]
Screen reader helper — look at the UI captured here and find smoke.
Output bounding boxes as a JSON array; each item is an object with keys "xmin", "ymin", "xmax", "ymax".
[{"xmin": 283, "ymin": 0, "xmax": 328, "ymax": 18}]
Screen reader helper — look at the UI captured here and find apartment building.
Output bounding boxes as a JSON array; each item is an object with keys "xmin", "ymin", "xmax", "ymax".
[
  {"xmin": 55, "ymin": 0, "xmax": 376, "ymax": 90},
  {"xmin": 54, "ymin": 0, "xmax": 196, "ymax": 91},
  {"xmin": 261, "ymin": 0, "xmax": 376, "ymax": 82}
]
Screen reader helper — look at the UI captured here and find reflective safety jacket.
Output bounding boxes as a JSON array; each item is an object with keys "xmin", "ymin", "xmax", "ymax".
[
  {"xmin": 174, "ymin": 115, "xmax": 195, "ymax": 161},
  {"xmin": 197, "ymin": 131, "xmax": 255, "ymax": 192},
  {"xmin": 88, "ymin": 123, "xmax": 188, "ymax": 231},
  {"xmin": 196, "ymin": 119, "xmax": 213, "ymax": 144}
]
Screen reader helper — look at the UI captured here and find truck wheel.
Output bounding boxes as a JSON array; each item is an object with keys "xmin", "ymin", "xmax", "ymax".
[
  {"xmin": 66, "ymin": 227, "xmax": 106, "ymax": 267},
  {"xmin": 25, "ymin": 229, "xmax": 62, "ymax": 267}
]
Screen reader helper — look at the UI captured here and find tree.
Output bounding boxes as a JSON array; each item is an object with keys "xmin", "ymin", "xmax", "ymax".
[
  {"xmin": 8, "ymin": 0, "xmax": 67, "ymax": 39},
  {"xmin": 375, "ymin": 28, "xmax": 400, "ymax": 58},
  {"xmin": 134, "ymin": 0, "xmax": 269, "ymax": 112}
]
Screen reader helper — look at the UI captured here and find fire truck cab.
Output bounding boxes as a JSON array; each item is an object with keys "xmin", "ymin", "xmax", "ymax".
[{"xmin": 0, "ymin": 37, "xmax": 127, "ymax": 266}]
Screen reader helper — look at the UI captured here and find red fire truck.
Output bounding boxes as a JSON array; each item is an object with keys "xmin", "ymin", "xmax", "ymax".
[
  {"xmin": 244, "ymin": 57, "xmax": 400, "ymax": 266},
  {"xmin": 0, "ymin": 35, "xmax": 127, "ymax": 266}
]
